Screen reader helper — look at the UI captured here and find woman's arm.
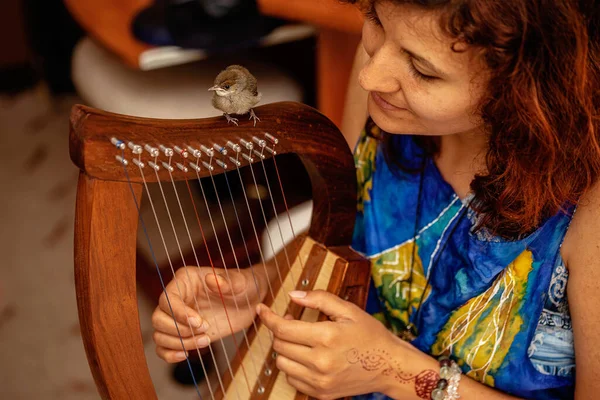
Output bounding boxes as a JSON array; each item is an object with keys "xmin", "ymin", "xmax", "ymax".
[
  {"xmin": 379, "ymin": 337, "xmax": 522, "ymax": 399},
  {"xmin": 258, "ymin": 290, "xmax": 524, "ymax": 400},
  {"xmin": 341, "ymin": 40, "xmax": 370, "ymax": 150},
  {"xmin": 561, "ymin": 181, "xmax": 600, "ymax": 399}
]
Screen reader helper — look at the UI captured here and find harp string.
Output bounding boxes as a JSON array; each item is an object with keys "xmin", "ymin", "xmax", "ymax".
[
  {"xmin": 204, "ymin": 152, "xmax": 265, "ymax": 390},
  {"xmin": 115, "ymin": 133, "xmax": 308, "ymax": 398},
  {"xmin": 260, "ymin": 140, "xmax": 309, "ymax": 380},
  {"xmin": 183, "ymin": 161, "xmax": 249, "ymax": 400},
  {"xmin": 183, "ymin": 178, "xmax": 243, "ymax": 397},
  {"xmin": 271, "ymin": 143, "xmax": 306, "ymax": 271},
  {"xmin": 117, "ymin": 146, "xmax": 204, "ymax": 399},
  {"xmin": 245, "ymin": 146, "xmax": 290, "ymax": 393},
  {"xmin": 232, "ymin": 143, "xmax": 281, "ymax": 383},
  {"xmin": 193, "ymin": 154, "xmax": 256, "ymax": 393},
  {"xmin": 243, "ymin": 141, "xmax": 305, "ymax": 384},
  {"xmin": 232, "ymin": 149, "xmax": 279, "ymax": 319},
  {"xmin": 138, "ymin": 155, "xmax": 209, "ymax": 368},
  {"xmin": 166, "ymin": 155, "xmax": 242, "ymax": 399},
  {"xmin": 257, "ymin": 147, "xmax": 296, "ymax": 286},
  {"xmin": 247, "ymin": 148, "xmax": 289, "ymax": 307},
  {"xmin": 151, "ymin": 154, "xmax": 222, "ymax": 399},
  {"xmin": 218, "ymin": 152, "xmax": 270, "ymax": 361}
]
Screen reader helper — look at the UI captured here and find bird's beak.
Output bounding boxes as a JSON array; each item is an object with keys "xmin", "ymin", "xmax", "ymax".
[{"xmin": 208, "ymin": 85, "xmax": 219, "ymax": 91}]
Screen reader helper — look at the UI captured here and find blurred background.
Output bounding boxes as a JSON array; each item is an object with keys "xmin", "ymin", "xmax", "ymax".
[{"xmin": 0, "ymin": 0, "xmax": 363, "ymax": 398}]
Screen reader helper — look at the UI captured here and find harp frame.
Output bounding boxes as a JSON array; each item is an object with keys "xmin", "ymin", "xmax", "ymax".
[{"xmin": 70, "ymin": 101, "xmax": 370, "ymax": 399}]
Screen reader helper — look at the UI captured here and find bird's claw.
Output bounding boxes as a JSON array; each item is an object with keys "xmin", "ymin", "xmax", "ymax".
[
  {"xmin": 224, "ymin": 113, "xmax": 239, "ymax": 125},
  {"xmin": 249, "ymin": 109, "xmax": 260, "ymax": 127}
]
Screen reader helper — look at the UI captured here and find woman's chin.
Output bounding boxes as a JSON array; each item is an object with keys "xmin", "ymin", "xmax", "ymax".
[{"xmin": 368, "ymin": 100, "xmax": 414, "ymax": 135}]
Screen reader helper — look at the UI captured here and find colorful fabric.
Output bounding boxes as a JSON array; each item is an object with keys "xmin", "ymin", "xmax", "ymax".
[{"xmin": 351, "ymin": 121, "xmax": 575, "ymax": 399}]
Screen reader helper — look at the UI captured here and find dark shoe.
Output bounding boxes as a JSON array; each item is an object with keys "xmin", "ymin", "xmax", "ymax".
[{"xmin": 172, "ymin": 356, "xmax": 210, "ymax": 386}]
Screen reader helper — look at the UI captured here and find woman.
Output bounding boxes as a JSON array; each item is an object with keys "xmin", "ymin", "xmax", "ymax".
[{"xmin": 151, "ymin": 1, "xmax": 600, "ymax": 398}]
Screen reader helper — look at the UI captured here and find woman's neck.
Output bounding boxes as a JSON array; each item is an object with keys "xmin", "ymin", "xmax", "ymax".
[{"xmin": 434, "ymin": 128, "xmax": 488, "ymax": 200}]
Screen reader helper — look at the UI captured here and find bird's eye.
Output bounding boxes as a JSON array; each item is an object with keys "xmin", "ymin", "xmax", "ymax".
[{"xmin": 223, "ymin": 85, "xmax": 230, "ymax": 90}]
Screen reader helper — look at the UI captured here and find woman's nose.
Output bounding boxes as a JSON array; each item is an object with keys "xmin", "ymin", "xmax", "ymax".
[{"xmin": 358, "ymin": 46, "xmax": 402, "ymax": 94}]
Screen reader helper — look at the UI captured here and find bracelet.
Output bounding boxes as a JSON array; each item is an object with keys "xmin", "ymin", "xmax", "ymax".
[{"xmin": 431, "ymin": 355, "xmax": 461, "ymax": 400}]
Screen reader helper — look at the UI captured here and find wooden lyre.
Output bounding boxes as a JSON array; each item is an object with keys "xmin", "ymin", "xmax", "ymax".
[{"xmin": 70, "ymin": 101, "xmax": 371, "ymax": 399}]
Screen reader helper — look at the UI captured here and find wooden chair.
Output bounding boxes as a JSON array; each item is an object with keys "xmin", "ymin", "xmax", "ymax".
[{"xmin": 70, "ymin": 101, "xmax": 370, "ymax": 399}]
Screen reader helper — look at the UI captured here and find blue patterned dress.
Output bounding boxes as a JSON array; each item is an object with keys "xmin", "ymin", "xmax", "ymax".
[{"xmin": 352, "ymin": 121, "xmax": 576, "ymax": 399}]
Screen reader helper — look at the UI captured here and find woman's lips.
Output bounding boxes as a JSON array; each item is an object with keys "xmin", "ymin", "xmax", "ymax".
[{"xmin": 371, "ymin": 92, "xmax": 405, "ymax": 111}]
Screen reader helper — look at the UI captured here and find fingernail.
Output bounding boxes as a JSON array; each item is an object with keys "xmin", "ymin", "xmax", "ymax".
[
  {"xmin": 188, "ymin": 317, "xmax": 202, "ymax": 328},
  {"xmin": 256, "ymin": 304, "xmax": 262, "ymax": 316},
  {"xmin": 196, "ymin": 336, "xmax": 210, "ymax": 347},
  {"xmin": 289, "ymin": 290, "xmax": 307, "ymax": 298},
  {"xmin": 199, "ymin": 320, "xmax": 210, "ymax": 331},
  {"xmin": 175, "ymin": 351, "xmax": 187, "ymax": 360}
]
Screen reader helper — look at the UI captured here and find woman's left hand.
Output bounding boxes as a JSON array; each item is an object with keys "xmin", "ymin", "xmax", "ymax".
[{"xmin": 257, "ymin": 289, "xmax": 436, "ymax": 400}]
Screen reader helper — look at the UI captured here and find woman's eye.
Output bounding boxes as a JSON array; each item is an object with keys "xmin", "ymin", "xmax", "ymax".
[{"xmin": 408, "ymin": 63, "xmax": 437, "ymax": 82}]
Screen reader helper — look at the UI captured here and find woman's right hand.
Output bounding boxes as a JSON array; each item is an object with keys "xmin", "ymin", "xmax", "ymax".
[{"xmin": 152, "ymin": 265, "xmax": 265, "ymax": 363}]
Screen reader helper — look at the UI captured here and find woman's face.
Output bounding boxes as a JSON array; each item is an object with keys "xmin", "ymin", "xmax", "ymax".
[{"xmin": 359, "ymin": 1, "xmax": 489, "ymax": 136}]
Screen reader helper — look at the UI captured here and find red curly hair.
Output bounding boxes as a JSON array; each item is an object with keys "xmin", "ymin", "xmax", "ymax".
[{"xmin": 344, "ymin": 0, "xmax": 600, "ymax": 239}]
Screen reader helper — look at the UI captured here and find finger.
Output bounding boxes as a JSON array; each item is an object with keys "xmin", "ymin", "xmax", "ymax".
[
  {"xmin": 283, "ymin": 313, "xmax": 294, "ymax": 320},
  {"xmin": 158, "ymin": 289, "xmax": 204, "ymax": 330},
  {"xmin": 152, "ymin": 307, "xmax": 208, "ymax": 337},
  {"xmin": 276, "ymin": 354, "xmax": 316, "ymax": 385},
  {"xmin": 152, "ymin": 330, "xmax": 211, "ymax": 351},
  {"xmin": 257, "ymin": 304, "xmax": 320, "ymax": 347},
  {"xmin": 288, "ymin": 290, "xmax": 356, "ymax": 321},
  {"xmin": 205, "ymin": 270, "xmax": 247, "ymax": 296},
  {"xmin": 272, "ymin": 338, "xmax": 313, "ymax": 368},
  {"xmin": 286, "ymin": 375, "xmax": 319, "ymax": 398},
  {"xmin": 155, "ymin": 345, "xmax": 189, "ymax": 364}
]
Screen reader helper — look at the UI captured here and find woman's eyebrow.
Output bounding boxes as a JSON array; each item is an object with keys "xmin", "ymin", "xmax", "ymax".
[{"xmin": 404, "ymin": 48, "xmax": 447, "ymax": 76}]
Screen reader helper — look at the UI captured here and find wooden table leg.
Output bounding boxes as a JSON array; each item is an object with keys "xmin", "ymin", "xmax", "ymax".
[{"xmin": 316, "ymin": 29, "xmax": 361, "ymax": 128}]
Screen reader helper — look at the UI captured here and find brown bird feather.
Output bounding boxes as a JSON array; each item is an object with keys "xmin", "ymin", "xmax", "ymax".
[{"xmin": 209, "ymin": 65, "xmax": 262, "ymax": 126}]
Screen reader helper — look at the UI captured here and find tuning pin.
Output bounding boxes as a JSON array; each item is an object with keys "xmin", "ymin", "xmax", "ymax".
[
  {"xmin": 175, "ymin": 162, "xmax": 188, "ymax": 172},
  {"xmin": 240, "ymin": 139, "xmax": 253, "ymax": 150},
  {"xmin": 252, "ymin": 136, "xmax": 266, "ymax": 148},
  {"xmin": 201, "ymin": 161, "xmax": 214, "ymax": 171},
  {"xmin": 227, "ymin": 141, "xmax": 241, "ymax": 153},
  {"xmin": 229, "ymin": 156, "xmax": 241, "ymax": 167},
  {"xmin": 174, "ymin": 146, "xmax": 189, "ymax": 158},
  {"xmin": 186, "ymin": 146, "xmax": 202, "ymax": 158},
  {"xmin": 160, "ymin": 161, "xmax": 174, "ymax": 172},
  {"xmin": 128, "ymin": 142, "xmax": 143, "ymax": 154},
  {"xmin": 213, "ymin": 143, "xmax": 227, "ymax": 155},
  {"xmin": 115, "ymin": 155, "xmax": 128, "ymax": 165},
  {"xmin": 264, "ymin": 133, "xmax": 278, "ymax": 144},
  {"xmin": 111, "ymin": 137, "xmax": 125, "ymax": 150},
  {"xmin": 159, "ymin": 145, "xmax": 174, "ymax": 157},
  {"xmin": 200, "ymin": 145, "xmax": 214, "ymax": 157},
  {"xmin": 215, "ymin": 159, "xmax": 227, "ymax": 170},
  {"xmin": 264, "ymin": 146, "xmax": 276, "ymax": 155},
  {"xmin": 144, "ymin": 144, "xmax": 159, "ymax": 157}
]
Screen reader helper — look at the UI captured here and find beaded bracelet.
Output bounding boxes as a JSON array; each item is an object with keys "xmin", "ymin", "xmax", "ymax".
[{"xmin": 430, "ymin": 356, "xmax": 461, "ymax": 400}]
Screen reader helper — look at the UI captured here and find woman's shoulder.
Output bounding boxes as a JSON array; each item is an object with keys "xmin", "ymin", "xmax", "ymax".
[{"xmin": 561, "ymin": 179, "xmax": 600, "ymax": 269}]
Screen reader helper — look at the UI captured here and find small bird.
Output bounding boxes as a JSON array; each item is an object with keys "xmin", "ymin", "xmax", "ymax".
[{"xmin": 209, "ymin": 65, "xmax": 262, "ymax": 126}]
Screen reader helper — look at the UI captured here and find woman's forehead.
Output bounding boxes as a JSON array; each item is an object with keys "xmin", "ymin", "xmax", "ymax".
[{"xmin": 376, "ymin": 2, "xmax": 485, "ymax": 76}]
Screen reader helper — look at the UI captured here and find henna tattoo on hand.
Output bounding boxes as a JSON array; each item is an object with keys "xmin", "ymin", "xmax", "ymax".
[{"xmin": 346, "ymin": 348, "xmax": 439, "ymax": 399}]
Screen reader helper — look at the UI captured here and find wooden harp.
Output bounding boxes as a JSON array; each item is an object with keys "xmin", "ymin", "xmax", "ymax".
[{"xmin": 70, "ymin": 101, "xmax": 370, "ymax": 399}]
